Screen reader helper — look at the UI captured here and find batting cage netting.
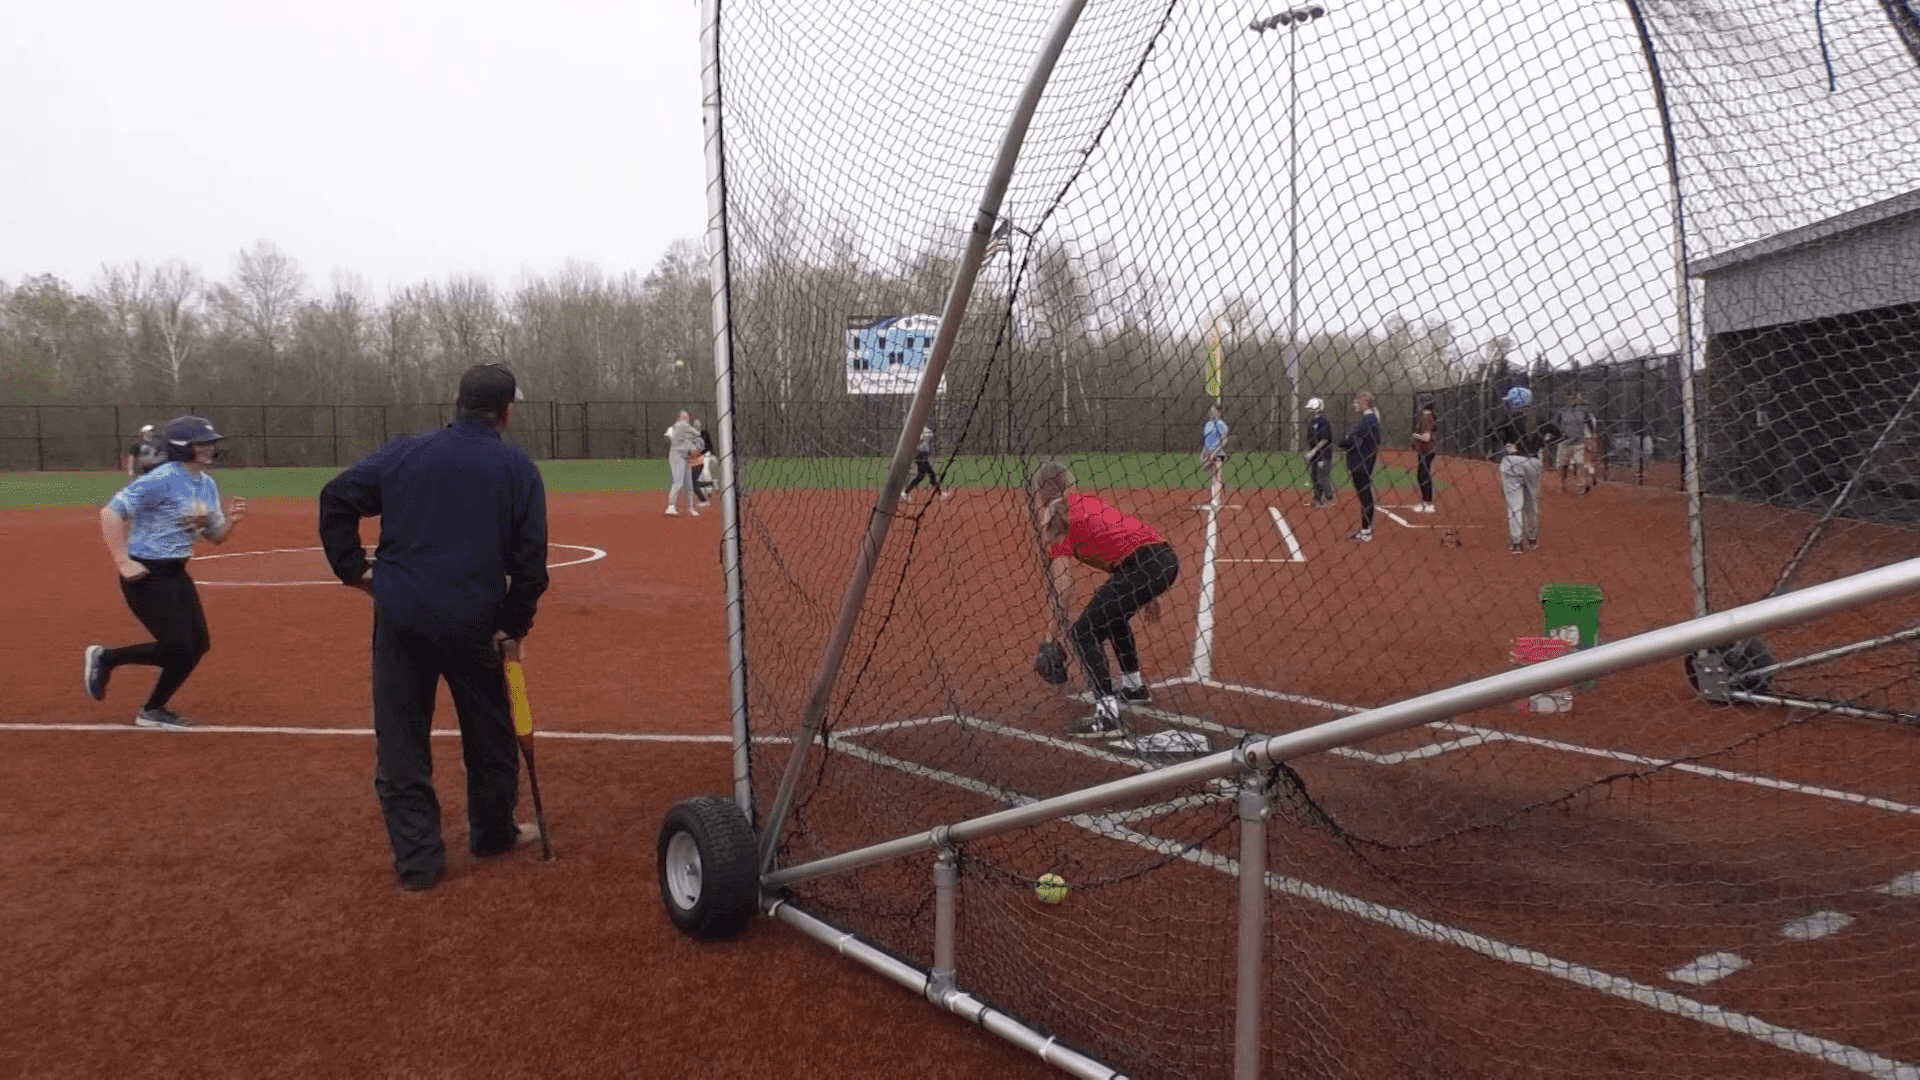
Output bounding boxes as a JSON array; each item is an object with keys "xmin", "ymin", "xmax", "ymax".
[{"xmin": 692, "ymin": 0, "xmax": 1920, "ymax": 1074}]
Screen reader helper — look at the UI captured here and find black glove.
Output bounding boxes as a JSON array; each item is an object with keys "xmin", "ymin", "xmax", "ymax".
[{"xmin": 1035, "ymin": 639, "xmax": 1069, "ymax": 685}]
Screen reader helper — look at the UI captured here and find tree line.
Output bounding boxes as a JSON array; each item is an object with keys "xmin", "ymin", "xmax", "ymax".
[
  {"xmin": 1, "ymin": 240, "xmax": 715, "ymax": 411},
  {"xmin": 5, "ymin": 232, "xmax": 1573, "ymax": 456}
]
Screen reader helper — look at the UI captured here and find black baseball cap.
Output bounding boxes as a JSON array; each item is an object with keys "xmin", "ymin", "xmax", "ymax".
[{"xmin": 457, "ymin": 364, "xmax": 524, "ymax": 411}]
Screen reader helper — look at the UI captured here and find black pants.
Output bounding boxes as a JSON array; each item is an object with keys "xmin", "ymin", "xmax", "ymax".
[
  {"xmin": 371, "ymin": 609, "xmax": 521, "ymax": 886},
  {"xmin": 1070, "ymin": 543, "xmax": 1179, "ymax": 697},
  {"xmin": 905, "ymin": 452, "xmax": 940, "ymax": 494},
  {"xmin": 1350, "ymin": 464, "xmax": 1375, "ymax": 530},
  {"xmin": 102, "ymin": 558, "xmax": 209, "ymax": 710},
  {"xmin": 1417, "ymin": 451, "xmax": 1436, "ymax": 502}
]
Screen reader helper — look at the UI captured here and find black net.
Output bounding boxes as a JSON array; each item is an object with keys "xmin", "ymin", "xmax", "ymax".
[{"xmin": 708, "ymin": 0, "xmax": 1920, "ymax": 1073}]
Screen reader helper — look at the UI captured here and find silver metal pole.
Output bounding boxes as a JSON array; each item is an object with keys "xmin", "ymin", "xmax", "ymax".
[
  {"xmin": 1285, "ymin": 23, "xmax": 1300, "ymax": 454},
  {"xmin": 754, "ymin": 0, "xmax": 1094, "ymax": 873},
  {"xmin": 1232, "ymin": 768, "xmax": 1273, "ymax": 1080},
  {"xmin": 930, "ymin": 842, "xmax": 959, "ymax": 1001},
  {"xmin": 768, "ymin": 900, "xmax": 1127, "ymax": 1080},
  {"xmin": 1626, "ymin": 1, "xmax": 1709, "ymax": 619},
  {"xmin": 698, "ymin": 0, "xmax": 755, "ymax": 817},
  {"xmin": 762, "ymin": 557, "xmax": 1920, "ymax": 890}
]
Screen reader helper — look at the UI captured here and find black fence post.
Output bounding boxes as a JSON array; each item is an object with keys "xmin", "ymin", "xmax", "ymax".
[{"xmin": 35, "ymin": 406, "xmax": 45, "ymax": 472}]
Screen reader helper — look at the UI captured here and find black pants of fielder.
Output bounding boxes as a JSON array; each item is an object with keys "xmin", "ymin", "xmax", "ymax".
[
  {"xmin": 1349, "ymin": 464, "xmax": 1375, "ymax": 531},
  {"xmin": 371, "ymin": 608, "xmax": 521, "ymax": 886},
  {"xmin": 1070, "ymin": 543, "xmax": 1180, "ymax": 697},
  {"xmin": 101, "ymin": 558, "xmax": 210, "ymax": 711}
]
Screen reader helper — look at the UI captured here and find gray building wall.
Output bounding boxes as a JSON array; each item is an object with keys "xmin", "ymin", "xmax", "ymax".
[{"xmin": 1693, "ymin": 192, "xmax": 1920, "ymax": 336}]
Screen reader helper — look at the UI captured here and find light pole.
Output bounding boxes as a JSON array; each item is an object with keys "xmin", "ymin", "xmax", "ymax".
[{"xmin": 1251, "ymin": 4, "xmax": 1327, "ymax": 451}]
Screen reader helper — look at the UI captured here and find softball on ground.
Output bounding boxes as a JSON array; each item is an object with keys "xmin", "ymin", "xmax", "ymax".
[{"xmin": 1035, "ymin": 873, "xmax": 1068, "ymax": 904}]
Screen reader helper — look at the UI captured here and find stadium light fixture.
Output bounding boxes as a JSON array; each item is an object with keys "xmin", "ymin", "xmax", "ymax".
[{"xmin": 1251, "ymin": 4, "xmax": 1332, "ymax": 451}]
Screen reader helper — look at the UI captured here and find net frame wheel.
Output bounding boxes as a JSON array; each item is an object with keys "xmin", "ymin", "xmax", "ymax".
[{"xmin": 657, "ymin": 795, "xmax": 760, "ymax": 939}]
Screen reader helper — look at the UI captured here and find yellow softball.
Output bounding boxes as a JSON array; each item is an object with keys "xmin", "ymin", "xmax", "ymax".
[{"xmin": 1035, "ymin": 873, "xmax": 1068, "ymax": 904}]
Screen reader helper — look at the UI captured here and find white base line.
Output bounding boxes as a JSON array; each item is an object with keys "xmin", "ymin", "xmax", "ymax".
[
  {"xmin": 1266, "ymin": 506, "xmax": 1305, "ymax": 562},
  {"xmin": 0, "ymin": 722, "xmax": 733, "ymax": 743},
  {"xmin": 822, "ymin": 717, "xmax": 1916, "ymax": 1079}
]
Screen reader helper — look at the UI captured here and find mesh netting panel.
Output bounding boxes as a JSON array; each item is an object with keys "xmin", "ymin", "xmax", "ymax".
[{"xmin": 711, "ymin": 0, "xmax": 1920, "ymax": 1073}]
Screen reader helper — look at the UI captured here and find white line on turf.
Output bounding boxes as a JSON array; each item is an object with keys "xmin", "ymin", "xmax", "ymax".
[
  {"xmin": 1266, "ymin": 506, "xmax": 1305, "ymax": 562},
  {"xmin": 194, "ymin": 544, "xmax": 607, "ymax": 586},
  {"xmin": 0, "ymin": 722, "xmax": 734, "ymax": 743},
  {"xmin": 1433, "ymin": 720, "xmax": 1920, "ymax": 816},
  {"xmin": 828, "ymin": 721, "xmax": 1914, "ymax": 1078}
]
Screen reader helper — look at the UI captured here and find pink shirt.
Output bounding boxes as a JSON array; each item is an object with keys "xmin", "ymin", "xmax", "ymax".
[{"xmin": 1047, "ymin": 494, "xmax": 1162, "ymax": 572}]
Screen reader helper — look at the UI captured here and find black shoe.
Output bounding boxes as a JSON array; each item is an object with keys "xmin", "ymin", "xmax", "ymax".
[
  {"xmin": 473, "ymin": 823, "xmax": 540, "ymax": 858},
  {"xmin": 134, "ymin": 706, "xmax": 191, "ymax": 729},
  {"xmin": 1119, "ymin": 685, "xmax": 1151, "ymax": 704},
  {"xmin": 83, "ymin": 645, "xmax": 108, "ymax": 701},
  {"xmin": 399, "ymin": 868, "xmax": 443, "ymax": 892},
  {"xmin": 1509, "ymin": 542, "xmax": 1523, "ymax": 555}
]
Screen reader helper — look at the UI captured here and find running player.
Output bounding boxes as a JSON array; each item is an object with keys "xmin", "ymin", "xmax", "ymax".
[
  {"xmin": 83, "ymin": 416, "xmax": 247, "ymax": 728},
  {"xmin": 902, "ymin": 427, "xmax": 945, "ymax": 502},
  {"xmin": 1031, "ymin": 461, "xmax": 1180, "ymax": 739}
]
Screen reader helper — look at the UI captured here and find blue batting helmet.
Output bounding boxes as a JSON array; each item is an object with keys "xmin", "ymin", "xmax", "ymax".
[
  {"xmin": 1503, "ymin": 386, "xmax": 1533, "ymax": 410},
  {"xmin": 165, "ymin": 416, "xmax": 224, "ymax": 460}
]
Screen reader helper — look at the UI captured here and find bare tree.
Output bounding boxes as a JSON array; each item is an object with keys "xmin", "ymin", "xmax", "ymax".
[
  {"xmin": 213, "ymin": 242, "xmax": 307, "ymax": 369},
  {"xmin": 148, "ymin": 261, "xmax": 202, "ymax": 391}
]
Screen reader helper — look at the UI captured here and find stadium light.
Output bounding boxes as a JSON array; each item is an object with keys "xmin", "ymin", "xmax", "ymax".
[{"xmin": 1252, "ymin": 5, "xmax": 1332, "ymax": 451}]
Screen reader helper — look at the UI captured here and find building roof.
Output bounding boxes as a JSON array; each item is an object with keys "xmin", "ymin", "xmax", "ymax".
[{"xmin": 1689, "ymin": 188, "xmax": 1920, "ymax": 277}]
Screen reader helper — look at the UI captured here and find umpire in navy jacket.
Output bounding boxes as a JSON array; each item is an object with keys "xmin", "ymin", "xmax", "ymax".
[{"xmin": 319, "ymin": 364, "xmax": 550, "ymax": 892}]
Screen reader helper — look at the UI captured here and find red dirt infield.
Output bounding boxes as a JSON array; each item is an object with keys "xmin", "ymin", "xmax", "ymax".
[
  {"xmin": 7, "ymin": 456, "xmax": 1918, "ymax": 1077},
  {"xmin": 1, "ymin": 493, "xmax": 1054, "ymax": 1079}
]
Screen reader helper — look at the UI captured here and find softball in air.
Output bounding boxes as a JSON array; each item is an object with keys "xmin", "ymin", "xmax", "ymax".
[{"xmin": 1035, "ymin": 873, "xmax": 1068, "ymax": 904}]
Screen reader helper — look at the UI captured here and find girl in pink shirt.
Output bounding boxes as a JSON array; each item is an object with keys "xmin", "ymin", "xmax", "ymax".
[{"xmin": 1032, "ymin": 461, "xmax": 1180, "ymax": 739}]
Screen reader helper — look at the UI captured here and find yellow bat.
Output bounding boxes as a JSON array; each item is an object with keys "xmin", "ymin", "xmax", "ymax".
[
  {"xmin": 506, "ymin": 659, "xmax": 534, "ymax": 736},
  {"xmin": 504, "ymin": 659, "xmax": 552, "ymax": 860}
]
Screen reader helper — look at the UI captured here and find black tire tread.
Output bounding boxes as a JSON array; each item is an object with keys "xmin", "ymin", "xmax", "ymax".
[{"xmin": 657, "ymin": 795, "xmax": 759, "ymax": 939}]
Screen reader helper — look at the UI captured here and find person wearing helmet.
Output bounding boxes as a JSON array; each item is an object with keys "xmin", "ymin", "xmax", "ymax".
[
  {"xmin": 84, "ymin": 416, "xmax": 247, "ymax": 728},
  {"xmin": 1305, "ymin": 398, "xmax": 1334, "ymax": 506},
  {"xmin": 1490, "ymin": 386, "xmax": 1562, "ymax": 554},
  {"xmin": 123, "ymin": 423, "xmax": 167, "ymax": 477}
]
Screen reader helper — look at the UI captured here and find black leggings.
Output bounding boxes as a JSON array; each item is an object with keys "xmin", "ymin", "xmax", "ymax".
[
  {"xmin": 1070, "ymin": 543, "xmax": 1179, "ymax": 696},
  {"xmin": 1351, "ymin": 465, "xmax": 1375, "ymax": 530},
  {"xmin": 1417, "ymin": 452, "xmax": 1435, "ymax": 502},
  {"xmin": 102, "ymin": 559, "xmax": 210, "ymax": 710}
]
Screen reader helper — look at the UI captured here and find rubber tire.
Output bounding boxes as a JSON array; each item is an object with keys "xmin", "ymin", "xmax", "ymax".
[{"xmin": 657, "ymin": 796, "xmax": 759, "ymax": 939}]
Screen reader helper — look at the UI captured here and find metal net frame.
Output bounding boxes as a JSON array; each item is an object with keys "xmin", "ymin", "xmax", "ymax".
[{"xmin": 694, "ymin": 0, "xmax": 1920, "ymax": 1075}]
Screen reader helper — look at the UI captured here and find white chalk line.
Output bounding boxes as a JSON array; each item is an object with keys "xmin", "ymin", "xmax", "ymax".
[
  {"xmin": 0, "ymin": 721, "xmax": 732, "ymax": 743},
  {"xmin": 194, "ymin": 544, "xmax": 607, "ymax": 586},
  {"xmin": 821, "ymin": 714, "xmax": 1918, "ymax": 1079}
]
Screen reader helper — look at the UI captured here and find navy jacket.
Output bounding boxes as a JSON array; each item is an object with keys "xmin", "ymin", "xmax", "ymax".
[
  {"xmin": 1339, "ymin": 411, "xmax": 1380, "ymax": 473},
  {"xmin": 319, "ymin": 417, "xmax": 549, "ymax": 641},
  {"xmin": 1307, "ymin": 415, "xmax": 1334, "ymax": 462}
]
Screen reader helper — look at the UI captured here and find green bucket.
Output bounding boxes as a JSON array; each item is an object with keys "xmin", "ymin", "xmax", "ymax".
[{"xmin": 1541, "ymin": 582, "xmax": 1604, "ymax": 687}]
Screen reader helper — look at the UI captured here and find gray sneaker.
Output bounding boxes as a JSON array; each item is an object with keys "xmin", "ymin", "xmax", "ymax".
[
  {"xmin": 83, "ymin": 645, "xmax": 108, "ymax": 701},
  {"xmin": 1069, "ymin": 696, "xmax": 1126, "ymax": 740},
  {"xmin": 134, "ymin": 706, "xmax": 191, "ymax": 730}
]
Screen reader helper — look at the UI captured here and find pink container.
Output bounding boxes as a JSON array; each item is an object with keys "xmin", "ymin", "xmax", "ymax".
[{"xmin": 1510, "ymin": 637, "xmax": 1574, "ymax": 713}]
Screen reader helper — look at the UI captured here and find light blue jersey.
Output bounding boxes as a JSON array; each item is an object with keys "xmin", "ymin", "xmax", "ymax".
[
  {"xmin": 1203, "ymin": 417, "xmax": 1228, "ymax": 455},
  {"xmin": 108, "ymin": 462, "xmax": 225, "ymax": 560}
]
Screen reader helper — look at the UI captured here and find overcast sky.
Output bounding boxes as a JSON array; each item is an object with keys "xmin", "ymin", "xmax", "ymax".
[{"xmin": 0, "ymin": 0, "xmax": 709, "ymax": 296}]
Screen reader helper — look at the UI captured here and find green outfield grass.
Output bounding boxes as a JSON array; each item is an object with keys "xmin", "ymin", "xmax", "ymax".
[{"xmin": 0, "ymin": 453, "xmax": 1409, "ymax": 508}]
